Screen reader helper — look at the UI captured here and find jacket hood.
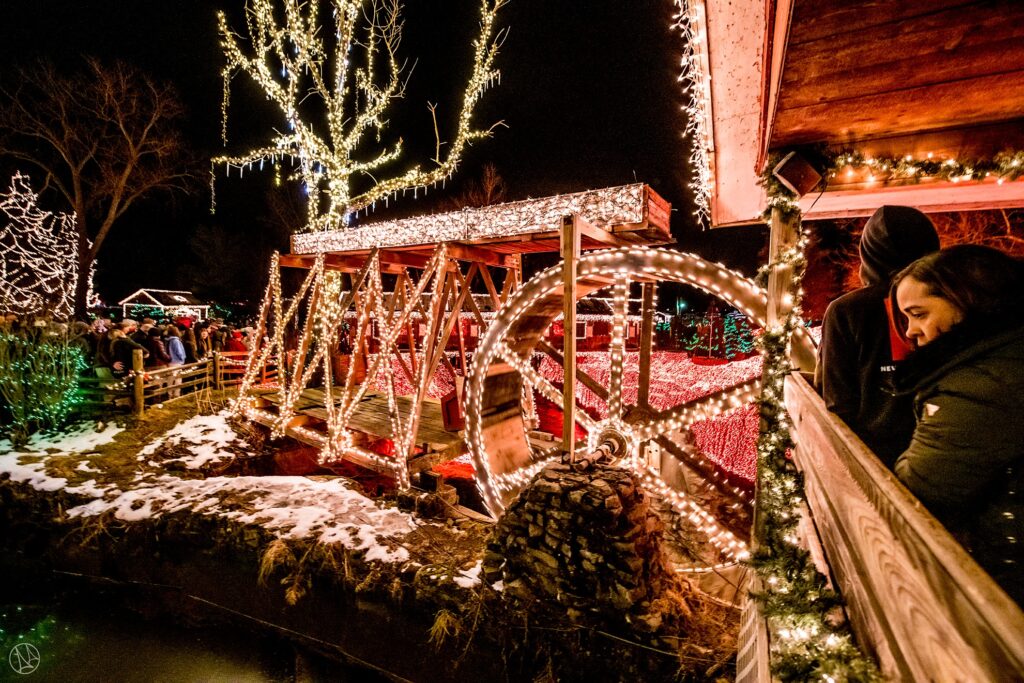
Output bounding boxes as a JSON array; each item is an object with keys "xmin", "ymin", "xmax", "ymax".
[{"xmin": 859, "ymin": 205, "xmax": 939, "ymax": 286}]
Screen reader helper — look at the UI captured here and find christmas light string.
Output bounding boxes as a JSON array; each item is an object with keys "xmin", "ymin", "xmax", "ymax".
[
  {"xmin": 291, "ymin": 183, "xmax": 648, "ymax": 253},
  {"xmin": 672, "ymin": 0, "xmax": 713, "ymax": 224},
  {"xmin": 753, "ymin": 167, "xmax": 881, "ymax": 680}
]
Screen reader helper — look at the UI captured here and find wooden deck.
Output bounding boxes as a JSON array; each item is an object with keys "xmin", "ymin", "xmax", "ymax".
[{"xmin": 249, "ymin": 388, "xmax": 465, "ymax": 474}]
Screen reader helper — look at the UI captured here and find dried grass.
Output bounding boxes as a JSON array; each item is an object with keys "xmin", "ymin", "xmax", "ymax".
[{"xmin": 428, "ymin": 608, "xmax": 463, "ymax": 648}]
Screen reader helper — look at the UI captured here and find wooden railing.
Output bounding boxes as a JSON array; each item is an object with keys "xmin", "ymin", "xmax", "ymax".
[
  {"xmin": 73, "ymin": 350, "xmax": 278, "ymax": 417},
  {"xmin": 785, "ymin": 372, "xmax": 1024, "ymax": 681},
  {"xmin": 216, "ymin": 350, "xmax": 278, "ymax": 387}
]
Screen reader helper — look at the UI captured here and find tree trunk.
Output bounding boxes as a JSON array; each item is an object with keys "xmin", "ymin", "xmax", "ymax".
[{"xmin": 73, "ymin": 231, "xmax": 93, "ymax": 319}]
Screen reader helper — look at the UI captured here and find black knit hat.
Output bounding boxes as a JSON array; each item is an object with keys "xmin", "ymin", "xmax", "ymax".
[{"xmin": 859, "ymin": 205, "xmax": 939, "ymax": 286}]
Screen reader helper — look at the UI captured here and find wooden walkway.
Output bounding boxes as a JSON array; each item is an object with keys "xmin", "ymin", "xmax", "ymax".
[{"xmin": 249, "ymin": 387, "xmax": 465, "ymax": 474}]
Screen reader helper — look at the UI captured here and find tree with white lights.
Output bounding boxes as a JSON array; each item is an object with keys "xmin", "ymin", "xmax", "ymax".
[
  {"xmin": 0, "ymin": 173, "xmax": 80, "ymax": 319},
  {"xmin": 0, "ymin": 59, "xmax": 195, "ymax": 318},
  {"xmin": 215, "ymin": 0, "xmax": 507, "ymax": 232}
]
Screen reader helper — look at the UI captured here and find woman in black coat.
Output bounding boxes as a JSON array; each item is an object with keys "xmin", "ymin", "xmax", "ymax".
[{"xmin": 891, "ymin": 244, "xmax": 1024, "ymax": 604}]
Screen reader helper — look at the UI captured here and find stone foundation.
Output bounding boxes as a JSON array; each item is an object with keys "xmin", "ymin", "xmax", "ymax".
[{"xmin": 483, "ymin": 460, "xmax": 678, "ymax": 625}]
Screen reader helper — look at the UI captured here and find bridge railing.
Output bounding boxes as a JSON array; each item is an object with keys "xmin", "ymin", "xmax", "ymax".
[{"xmin": 784, "ymin": 372, "xmax": 1024, "ymax": 682}]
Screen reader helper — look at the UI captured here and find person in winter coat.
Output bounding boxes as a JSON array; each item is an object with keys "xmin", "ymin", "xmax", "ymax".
[
  {"xmin": 224, "ymin": 329, "xmax": 249, "ymax": 353},
  {"xmin": 195, "ymin": 324, "xmax": 211, "ymax": 359},
  {"xmin": 816, "ymin": 205, "xmax": 940, "ymax": 467},
  {"xmin": 891, "ymin": 244, "xmax": 1024, "ymax": 605},
  {"xmin": 164, "ymin": 325, "xmax": 187, "ymax": 398},
  {"xmin": 180, "ymin": 325, "xmax": 199, "ymax": 363},
  {"xmin": 109, "ymin": 329, "xmax": 149, "ymax": 377},
  {"xmin": 144, "ymin": 327, "xmax": 171, "ymax": 369}
]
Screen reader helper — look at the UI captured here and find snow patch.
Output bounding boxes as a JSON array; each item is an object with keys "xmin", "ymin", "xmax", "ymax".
[
  {"xmin": 69, "ymin": 474, "xmax": 417, "ymax": 563},
  {"xmin": 453, "ymin": 560, "xmax": 483, "ymax": 588},
  {"xmin": 0, "ymin": 421, "xmax": 123, "ymax": 456},
  {"xmin": 138, "ymin": 412, "xmax": 246, "ymax": 469}
]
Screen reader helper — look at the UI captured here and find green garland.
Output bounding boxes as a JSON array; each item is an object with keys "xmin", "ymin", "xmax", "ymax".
[
  {"xmin": 752, "ymin": 164, "xmax": 882, "ymax": 681},
  {"xmin": 828, "ymin": 149, "xmax": 1024, "ymax": 185}
]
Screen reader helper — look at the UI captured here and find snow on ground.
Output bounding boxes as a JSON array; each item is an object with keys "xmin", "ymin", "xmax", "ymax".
[
  {"xmin": 454, "ymin": 559, "xmax": 483, "ymax": 588},
  {"xmin": 68, "ymin": 473, "xmax": 417, "ymax": 563},
  {"xmin": 0, "ymin": 420, "xmax": 124, "ymax": 456},
  {"xmin": 0, "ymin": 411, "xmax": 418, "ymax": 564},
  {"xmin": 138, "ymin": 413, "xmax": 243, "ymax": 469},
  {"xmin": 0, "ymin": 421, "xmax": 124, "ymax": 491}
]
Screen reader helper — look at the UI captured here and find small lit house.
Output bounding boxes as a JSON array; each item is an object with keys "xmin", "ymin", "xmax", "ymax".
[{"xmin": 118, "ymin": 289, "xmax": 210, "ymax": 321}]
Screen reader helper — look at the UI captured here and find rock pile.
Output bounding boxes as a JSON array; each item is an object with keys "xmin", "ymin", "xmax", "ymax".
[{"xmin": 483, "ymin": 460, "xmax": 675, "ymax": 623}]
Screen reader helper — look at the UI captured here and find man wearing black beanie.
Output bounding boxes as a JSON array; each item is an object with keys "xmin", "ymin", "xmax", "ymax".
[{"xmin": 816, "ymin": 205, "xmax": 940, "ymax": 467}]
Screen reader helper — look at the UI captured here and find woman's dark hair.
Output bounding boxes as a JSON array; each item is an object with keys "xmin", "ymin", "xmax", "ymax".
[
  {"xmin": 164, "ymin": 325, "xmax": 181, "ymax": 338},
  {"xmin": 891, "ymin": 244, "xmax": 1024, "ymax": 325}
]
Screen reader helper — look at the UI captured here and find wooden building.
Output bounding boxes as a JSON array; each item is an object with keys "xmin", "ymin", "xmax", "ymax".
[{"xmin": 682, "ymin": 0, "xmax": 1024, "ymax": 679}]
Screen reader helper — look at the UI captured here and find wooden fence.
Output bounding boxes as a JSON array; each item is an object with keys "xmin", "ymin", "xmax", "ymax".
[
  {"xmin": 74, "ymin": 350, "xmax": 277, "ymax": 417},
  {"xmin": 782, "ymin": 372, "xmax": 1024, "ymax": 682}
]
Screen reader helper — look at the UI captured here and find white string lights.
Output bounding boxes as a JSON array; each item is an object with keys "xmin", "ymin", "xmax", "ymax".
[
  {"xmin": 214, "ymin": 0, "xmax": 507, "ymax": 232},
  {"xmin": 673, "ymin": 0, "xmax": 713, "ymax": 224},
  {"xmin": 291, "ymin": 183, "xmax": 649, "ymax": 253},
  {"xmin": 0, "ymin": 173, "xmax": 87, "ymax": 320},
  {"xmin": 234, "ymin": 243, "xmax": 467, "ymax": 487}
]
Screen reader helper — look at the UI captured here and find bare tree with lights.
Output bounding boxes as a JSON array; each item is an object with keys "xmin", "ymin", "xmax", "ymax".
[
  {"xmin": 214, "ymin": 0, "xmax": 507, "ymax": 232},
  {"xmin": 0, "ymin": 59, "xmax": 195, "ymax": 318}
]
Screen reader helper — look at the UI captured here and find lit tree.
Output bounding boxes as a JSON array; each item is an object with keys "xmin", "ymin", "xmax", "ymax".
[
  {"xmin": 0, "ymin": 173, "xmax": 80, "ymax": 319},
  {"xmin": 0, "ymin": 59, "xmax": 195, "ymax": 318},
  {"xmin": 214, "ymin": 0, "xmax": 507, "ymax": 232},
  {"xmin": 722, "ymin": 312, "xmax": 755, "ymax": 360},
  {"xmin": 685, "ymin": 303, "xmax": 722, "ymax": 358}
]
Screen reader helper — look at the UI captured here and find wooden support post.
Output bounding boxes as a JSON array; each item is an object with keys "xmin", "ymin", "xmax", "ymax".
[
  {"xmin": 213, "ymin": 351, "xmax": 223, "ymax": 390},
  {"xmin": 638, "ymin": 282, "xmax": 656, "ymax": 408},
  {"xmin": 560, "ymin": 215, "xmax": 580, "ymax": 459},
  {"xmin": 132, "ymin": 349, "xmax": 145, "ymax": 417},
  {"xmin": 755, "ymin": 207, "xmax": 801, "ymax": 544},
  {"xmin": 766, "ymin": 207, "xmax": 800, "ymax": 329}
]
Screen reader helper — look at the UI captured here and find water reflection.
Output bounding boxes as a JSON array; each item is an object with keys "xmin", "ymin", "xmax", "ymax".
[{"xmin": 0, "ymin": 573, "xmax": 390, "ymax": 683}]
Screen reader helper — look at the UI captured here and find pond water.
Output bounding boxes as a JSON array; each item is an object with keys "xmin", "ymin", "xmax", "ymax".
[{"xmin": 0, "ymin": 571, "xmax": 393, "ymax": 683}]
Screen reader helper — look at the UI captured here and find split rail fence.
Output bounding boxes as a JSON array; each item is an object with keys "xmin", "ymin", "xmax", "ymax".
[{"xmin": 74, "ymin": 350, "xmax": 277, "ymax": 417}]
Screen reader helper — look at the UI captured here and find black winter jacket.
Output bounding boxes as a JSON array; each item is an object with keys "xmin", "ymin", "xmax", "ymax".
[
  {"xmin": 817, "ymin": 206, "xmax": 939, "ymax": 466},
  {"xmin": 818, "ymin": 284, "xmax": 915, "ymax": 466},
  {"xmin": 894, "ymin": 319, "xmax": 1024, "ymax": 605}
]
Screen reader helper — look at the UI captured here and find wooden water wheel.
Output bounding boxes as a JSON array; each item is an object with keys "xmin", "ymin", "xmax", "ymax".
[{"xmin": 464, "ymin": 246, "xmax": 817, "ymax": 558}]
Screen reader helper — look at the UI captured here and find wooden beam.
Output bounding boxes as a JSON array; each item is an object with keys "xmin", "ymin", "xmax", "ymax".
[
  {"xmin": 765, "ymin": 207, "xmax": 801, "ymax": 331},
  {"xmin": 576, "ymin": 218, "xmax": 624, "ymax": 247},
  {"xmin": 379, "ymin": 250, "xmax": 432, "ymax": 270},
  {"xmin": 560, "ymin": 215, "xmax": 580, "ymax": 459},
  {"xmin": 638, "ymin": 282, "xmax": 656, "ymax": 408},
  {"xmin": 478, "ymin": 264, "xmax": 503, "ymax": 311},
  {"xmin": 537, "ymin": 340, "xmax": 609, "ymax": 402},
  {"xmin": 446, "ymin": 242, "xmax": 513, "ymax": 268}
]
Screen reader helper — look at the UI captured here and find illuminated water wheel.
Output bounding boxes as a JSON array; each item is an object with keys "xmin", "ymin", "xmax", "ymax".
[{"xmin": 464, "ymin": 246, "xmax": 816, "ymax": 557}]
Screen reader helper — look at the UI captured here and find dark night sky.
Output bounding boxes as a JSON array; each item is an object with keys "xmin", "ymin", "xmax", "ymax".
[{"xmin": 0, "ymin": 1, "xmax": 766, "ymax": 308}]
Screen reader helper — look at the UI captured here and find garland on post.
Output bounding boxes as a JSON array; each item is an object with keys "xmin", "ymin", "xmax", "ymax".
[{"xmin": 751, "ymin": 162, "xmax": 882, "ymax": 681}]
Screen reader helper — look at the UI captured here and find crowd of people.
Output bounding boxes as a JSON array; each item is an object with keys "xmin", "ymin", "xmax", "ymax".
[
  {"xmin": 74, "ymin": 316, "xmax": 257, "ymax": 378},
  {"xmin": 817, "ymin": 205, "xmax": 1023, "ymax": 605}
]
